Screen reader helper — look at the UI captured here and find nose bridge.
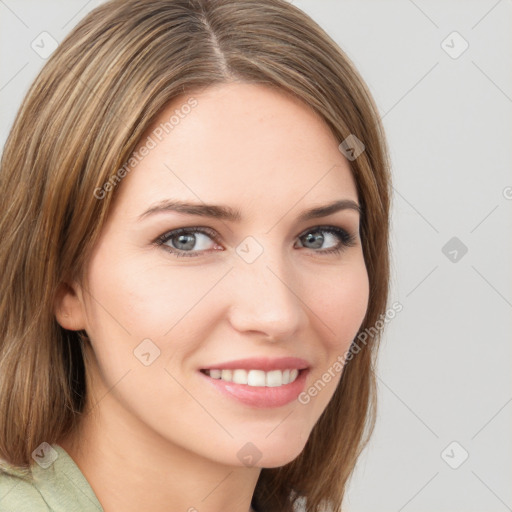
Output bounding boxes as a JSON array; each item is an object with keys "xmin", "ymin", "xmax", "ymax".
[{"xmin": 227, "ymin": 241, "xmax": 307, "ymax": 338}]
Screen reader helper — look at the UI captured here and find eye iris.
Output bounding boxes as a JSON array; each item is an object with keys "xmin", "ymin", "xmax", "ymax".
[
  {"xmin": 303, "ymin": 231, "xmax": 324, "ymax": 249},
  {"xmin": 173, "ymin": 233, "xmax": 196, "ymax": 250}
]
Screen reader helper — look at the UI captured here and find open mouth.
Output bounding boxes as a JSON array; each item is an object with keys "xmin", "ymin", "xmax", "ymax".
[
  {"xmin": 198, "ymin": 366, "xmax": 309, "ymax": 408},
  {"xmin": 200, "ymin": 368, "xmax": 305, "ymax": 387}
]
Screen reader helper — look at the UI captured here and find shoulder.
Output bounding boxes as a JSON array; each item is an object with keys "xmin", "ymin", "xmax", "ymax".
[
  {"xmin": 0, "ymin": 444, "xmax": 103, "ymax": 511},
  {"xmin": 0, "ymin": 470, "xmax": 50, "ymax": 511}
]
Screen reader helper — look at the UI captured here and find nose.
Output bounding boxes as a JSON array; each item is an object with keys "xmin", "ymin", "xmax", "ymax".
[{"xmin": 226, "ymin": 253, "xmax": 309, "ymax": 341}]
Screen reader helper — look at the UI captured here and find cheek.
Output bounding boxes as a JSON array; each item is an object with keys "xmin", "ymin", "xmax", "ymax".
[
  {"xmin": 295, "ymin": 260, "xmax": 368, "ymax": 421},
  {"xmin": 304, "ymin": 258, "xmax": 369, "ymax": 351},
  {"xmin": 82, "ymin": 247, "xmax": 228, "ymax": 363}
]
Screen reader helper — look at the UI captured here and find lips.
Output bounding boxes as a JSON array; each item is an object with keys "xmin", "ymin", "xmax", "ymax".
[{"xmin": 198, "ymin": 357, "xmax": 311, "ymax": 408}]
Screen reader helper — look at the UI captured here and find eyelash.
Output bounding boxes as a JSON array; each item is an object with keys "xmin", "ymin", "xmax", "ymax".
[{"xmin": 154, "ymin": 225, "xmax": 357, "ymax": 258}]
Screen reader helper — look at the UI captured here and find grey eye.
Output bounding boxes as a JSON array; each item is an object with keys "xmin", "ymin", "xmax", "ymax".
[
  {"xmin": 162, "ymin": 229, "xmax": 217, "ymax": 252},
  {"xmin": 301, "ymin": 231, "xmax": 325, "ymax": 249},
  {"xmin": 298, "ymin": 229, "xmax": 341, "ymax": 250}
]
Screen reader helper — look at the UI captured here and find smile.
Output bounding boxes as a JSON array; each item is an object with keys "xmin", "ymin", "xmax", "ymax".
[{"xmin": 201, "ymin": 368, "xmax": 300, "ymax": 387}]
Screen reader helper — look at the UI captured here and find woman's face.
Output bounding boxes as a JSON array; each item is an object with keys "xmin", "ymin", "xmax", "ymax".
[{"xmin": 66, "ymin": 83, "xmax": 369, "ymax": 468}]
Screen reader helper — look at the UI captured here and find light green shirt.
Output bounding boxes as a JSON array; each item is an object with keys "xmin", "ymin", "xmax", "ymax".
[{"xmin": 0, "ymin": 444, "xmax": 103, "ymax": 511}]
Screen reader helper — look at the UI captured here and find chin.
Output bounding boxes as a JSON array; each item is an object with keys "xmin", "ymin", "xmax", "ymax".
[{"xmin": 254, "ymin": 441, "xmax": 307, "ymax": 469}]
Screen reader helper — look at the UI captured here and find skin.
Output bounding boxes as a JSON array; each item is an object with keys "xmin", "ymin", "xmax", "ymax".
[{"xmin": 55, "ymin": 82, "xmax": 369, "ymax": 512}]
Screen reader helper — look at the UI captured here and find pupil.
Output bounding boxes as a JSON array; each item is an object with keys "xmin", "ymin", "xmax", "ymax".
[
  {"xmin": 304, "ymin": 231, "xmax": 324, "ymax": 249},
  {"xmin": 174, "ymin": 233, "xmax": 195, "ymax": 250}
]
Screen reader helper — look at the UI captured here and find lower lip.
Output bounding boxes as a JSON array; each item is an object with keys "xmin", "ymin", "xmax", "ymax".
[{"xmin": 199, "ymin": 369, "xmax": 309, "ymax": 408}]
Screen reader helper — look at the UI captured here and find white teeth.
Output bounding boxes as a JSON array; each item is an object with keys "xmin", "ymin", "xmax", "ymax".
[
  {"xmin": 247, "ymin": 370, "xmax": 266, "ymax": 386},
  {"xmin": 209, "ymin": 369, "xmax": 222, "ymax": 379},
  {"xmin": 266, "ymin": 370, "xmax": 282, "ymax": 387},
  {"xmin": 204, "ymin": 368, "xmax": 301, "ymax": 387},
  {"xmin": 221, "ymin": 369, "xmax": 232, "ymax": 382},
  {"xmin": 232, "ymin": 369, "xmax": 247, "ymax": 385}
]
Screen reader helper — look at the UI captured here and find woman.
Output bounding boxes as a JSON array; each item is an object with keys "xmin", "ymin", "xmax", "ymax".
[{"xmin": 0, "ymin": 0, "xmax": 391, "ymax": 510}]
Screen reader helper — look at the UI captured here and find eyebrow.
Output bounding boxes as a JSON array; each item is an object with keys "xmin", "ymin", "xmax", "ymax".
[{"xmin": 137, "ymin": 198, "xmax": 361, "ymax": 222}]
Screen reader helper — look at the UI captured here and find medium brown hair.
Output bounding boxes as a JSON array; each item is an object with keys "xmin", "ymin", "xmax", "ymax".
[{"xmin": 0, "ymin": 0, "xmax": 390, "ymax": 510}]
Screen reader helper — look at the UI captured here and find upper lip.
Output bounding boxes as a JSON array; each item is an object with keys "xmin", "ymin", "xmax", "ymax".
[{"xmin": 200, "ymin": 357, "xmax": 310, "ymax": 372}]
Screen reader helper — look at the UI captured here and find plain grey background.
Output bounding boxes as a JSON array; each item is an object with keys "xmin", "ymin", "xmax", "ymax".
[{"xmin": 1, "ymin": 1, "xmax": 511, "ymax": 511}]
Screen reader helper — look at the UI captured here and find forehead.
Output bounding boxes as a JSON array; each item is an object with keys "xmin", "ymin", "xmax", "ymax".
[{"xmin": 114, "ymin": 82, "xmax": 357, "ymax": 215}]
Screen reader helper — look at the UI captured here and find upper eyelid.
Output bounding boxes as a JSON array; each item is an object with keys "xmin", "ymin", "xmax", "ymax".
[
  {"xmin": 157, "ymin": 224, "xmax": 352, "ymax": 236},
  {"xmin": 155, "ymin": 226, "xmax": 218, "ymax": 243}
]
